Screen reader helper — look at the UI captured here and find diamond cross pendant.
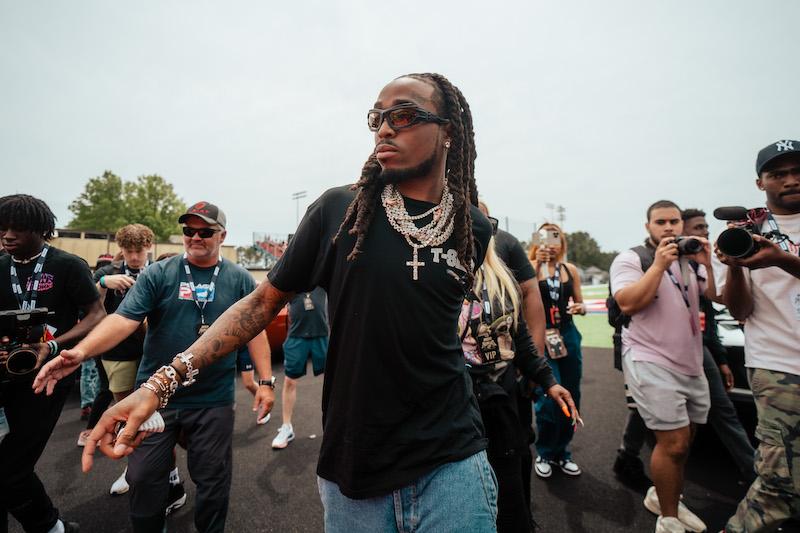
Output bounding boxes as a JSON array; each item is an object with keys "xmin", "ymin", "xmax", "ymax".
[{"xmin": 406, "ymin": 248, "xmax": 425, "ymax": 281}]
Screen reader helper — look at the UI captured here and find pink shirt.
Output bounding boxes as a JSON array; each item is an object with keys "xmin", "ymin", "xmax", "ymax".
[{"xmin": 609, "ymin": 250, "xmax": 706, "ymax": 376}]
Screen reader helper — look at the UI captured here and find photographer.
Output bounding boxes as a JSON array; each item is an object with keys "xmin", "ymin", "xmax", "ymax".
[
  {"xmin": 609, "ymin": 200, "xmax": 712, "ymax": 533},
  {"xmin": 0, "ymin": 194, "xmax": 104, "ymax": 533},
  {"xmin": 714, "ymin": 140, "xmax": 800, "ymax": 533}
]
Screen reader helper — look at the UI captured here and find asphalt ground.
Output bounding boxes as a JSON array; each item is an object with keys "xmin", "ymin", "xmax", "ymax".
[{"xmin": 9, "ymin": 348, "xmax": 763, "ymax": 533}]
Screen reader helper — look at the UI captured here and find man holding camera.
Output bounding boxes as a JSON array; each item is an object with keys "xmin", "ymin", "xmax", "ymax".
[
  {"xmin": 714, "ymin": 140, "xmax": 800, "ymax": 533},
  {"xmin": 0, "ymin": 194, "xmax": 105, "ymax": 533},
  {"xmin": 610, "ymin": 200, "xmax": 712, "ymax": 533},
  {"xmin": 35, "ymin": 202, "xmax": 274, "ymax": 533}
]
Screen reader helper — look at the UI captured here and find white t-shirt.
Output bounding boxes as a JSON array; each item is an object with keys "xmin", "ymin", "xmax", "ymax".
[{"xmin": 713, "ymin": 212, "xmax": 800, "ymax": 376}]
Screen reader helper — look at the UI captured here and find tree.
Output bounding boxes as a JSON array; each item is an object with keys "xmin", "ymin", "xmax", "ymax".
[
  {"xmin": 68, "ymin": 171, "xmax": 186, "ymax": 241},
  {"xmin": 566, "ymin": 231, "xmax": 617, "ymax": 271}
]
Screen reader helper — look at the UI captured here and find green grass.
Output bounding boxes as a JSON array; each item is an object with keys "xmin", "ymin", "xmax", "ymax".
[{"xmin": 573, "ymin": 313, "xmax": 613, "ymax": 349}]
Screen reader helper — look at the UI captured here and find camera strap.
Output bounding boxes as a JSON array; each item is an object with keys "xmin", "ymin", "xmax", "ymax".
[
  {"xmin": 666, "ymin": 263, "xmax": 698, "ymax": 335},
  {"xmin": 181, "ymin": 253, "xmax": 222, "ymax": 326},
  {"xmin": 9, "ymin": 244, "xmax": 50, "ymax": 310},
  {"xmin": 766, "ymin": 212, "xmax": 797, "ymax": 254}
]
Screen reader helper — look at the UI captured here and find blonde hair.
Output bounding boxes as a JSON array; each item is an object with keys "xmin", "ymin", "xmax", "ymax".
[
  {"xmin": 474, "ymin": 237, "xmax": 521, "ymax": 328},
  {"xmin": 528, "ymin": 223, "xmax": 567, "ymax": 263}
]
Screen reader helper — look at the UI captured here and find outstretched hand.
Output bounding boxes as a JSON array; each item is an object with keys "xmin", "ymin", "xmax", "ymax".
[
  {"xmin": 81, "ymin": 387, "xmax": 159, "ymax": 473},
  {"xmin": 546, "ymin": 383, "xmax": 582, "ymax": 429},
  {"xmin": 252, "ymin": 386, "xmax": 275, "ymax": 423},
  {"xmin": 32, "ymin": 348, "xmax": 85, "ymax": 395}
]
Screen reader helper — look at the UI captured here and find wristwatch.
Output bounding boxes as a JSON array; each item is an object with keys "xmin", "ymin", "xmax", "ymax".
[{"xmin": 257, "ymin": 376, "xmax": 276, "ymax": 389}]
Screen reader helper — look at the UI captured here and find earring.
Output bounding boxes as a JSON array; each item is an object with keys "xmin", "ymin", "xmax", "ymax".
[{"xmin": 444, "ymin": 140, "xmax": 451, "ymax": 149}]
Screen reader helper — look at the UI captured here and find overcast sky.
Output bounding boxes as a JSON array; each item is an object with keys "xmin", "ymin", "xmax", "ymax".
[{"xmin": 1, "ymin": 1, "xmax": 798, "ymax": 252}]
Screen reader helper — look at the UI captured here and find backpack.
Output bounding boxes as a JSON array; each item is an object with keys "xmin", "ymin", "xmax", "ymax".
[{"xmin": 607, "ymin": 246, "xmax": 654, "ymax": 370}]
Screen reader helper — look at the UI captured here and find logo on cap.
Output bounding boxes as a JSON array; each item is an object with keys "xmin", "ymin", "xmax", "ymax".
[
  {"xmin": 190, "ymin": 202, "xmax": 211, "ymax": 215},
  {"xmin": 775, "ymin": 140, "xmax": 795, "ymax": 152}
]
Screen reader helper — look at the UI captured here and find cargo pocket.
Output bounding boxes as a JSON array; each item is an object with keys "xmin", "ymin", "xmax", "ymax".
[{"xmin": 754, "ymin": 424, "xmax": 794, "ymax": 494}]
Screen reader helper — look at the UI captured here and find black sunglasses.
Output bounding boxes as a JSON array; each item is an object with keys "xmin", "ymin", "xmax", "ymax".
[
  {"xmin": 182, "ymin": 227, "xmax": 219, "ymax": 239},
  {"xmin": 487, "ymin": 216, "xmax": 499, "ymax": 236},
  {"xmin": 367, "ymin": 103, "xmax": 450, "ymax": 132}
]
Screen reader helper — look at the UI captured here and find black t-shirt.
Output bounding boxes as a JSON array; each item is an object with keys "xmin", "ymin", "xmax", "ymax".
[
  {"xmin": 268, "ymin": 185, "xmax": 493, "ymax": 499},
  {"xmin": 0, "ymin": 246, "xmax": 99, "ymax": 368},
  {"xmin": 287, "ymin": 286, "xmax": 329, "ymax": 338},
  {"xmin": 93, "ymin": 262, "xmax": 145, "ymax": 362},
  {"xmin": 494, "ymin": 229, "xmax": 535, "ymax": 284},
  {"xmin": 538, "ymin": 265, "xmax": 576, "ymax": 329}
]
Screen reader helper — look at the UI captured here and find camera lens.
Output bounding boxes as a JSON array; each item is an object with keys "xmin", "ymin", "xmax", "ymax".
[
  {"xmin": 6, "ymin": 347, "xmax": 38, "ymax": 375},
  {"xmin": 677, "ymin": 237, "xmax": 703, "ymax": 255},
  {"xmin": 717, "ymin": 228, "xmax": 756, "ymax": 258}
]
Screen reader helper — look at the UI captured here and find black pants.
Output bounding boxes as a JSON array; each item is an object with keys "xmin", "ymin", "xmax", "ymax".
[
  {"xmin": 126, "ymin": 405, "xmax": 234, "ymax": 533},
  {"xmin": 474, "ymin": 374, "xmax": 534, "ymax": 533},
  {"xmin": 0, "ymin": 377, "xmax": 72, "ymax": 533}
]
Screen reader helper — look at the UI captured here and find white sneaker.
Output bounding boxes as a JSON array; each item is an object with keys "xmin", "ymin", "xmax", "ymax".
[
  {"xmin": 271, "ymin": 424, "xmax": 295, "ymax": 449},
  {"xmin": 257, "ymin": 413, "xmax": 271, "ymax": 425},
  {"xmin": 534, "ymin": 456, "xmax": 552, "ymax": 478},
  {"xmin": 656, "ymin": 516, "xmax": 687, "ymax": 533},
  {"xmin": 110, "ymin": 468, "xmax": 129, "ymax": 495},
  {"xmin": 644, "ymin": 486, "xmax": 706, "ymax": 532},
  {"xmin": 558, "ymin": 459, "xmax": 582, "ymax": 476}
]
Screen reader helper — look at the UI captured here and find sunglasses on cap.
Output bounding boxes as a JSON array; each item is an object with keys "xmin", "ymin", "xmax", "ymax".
[
  {"xmin": 367, "ymin": 103, "xmax": 450, "ymax": 132},
  {"xmin": 182, "ymin": 227, "xmax": 220, "ymax": 239}
]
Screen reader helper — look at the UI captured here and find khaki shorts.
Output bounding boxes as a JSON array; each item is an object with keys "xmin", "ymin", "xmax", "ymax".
[{"xmin": 102, "ymin": 359, "xmax": 139, "ymax": 394}]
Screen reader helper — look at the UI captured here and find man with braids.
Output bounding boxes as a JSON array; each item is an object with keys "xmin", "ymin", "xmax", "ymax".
[
  {"xmin": 72, "ymin": 73, "xmax": 502, "ymax": 531},
  {"xmin": 0, "ymin": 194, "xmax": 105, "ymax": 533}
]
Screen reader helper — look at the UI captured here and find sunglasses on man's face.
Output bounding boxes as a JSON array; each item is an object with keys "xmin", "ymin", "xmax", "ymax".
[
  {"xmin": 182, "ymin": 227, "xmax": 219, "ymax": 239},
  {"xmin": 367, "ymin": 103, "xmax": 450, "ymax": 132}
]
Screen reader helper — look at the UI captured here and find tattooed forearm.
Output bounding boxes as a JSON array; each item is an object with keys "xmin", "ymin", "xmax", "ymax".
[{"xmin": 178, "ymin": 279, "xmax": 292, "ymax": 372}]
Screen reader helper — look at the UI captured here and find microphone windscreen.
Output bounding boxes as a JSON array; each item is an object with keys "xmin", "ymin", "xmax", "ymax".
[{"xmin": 713, "ymin": 206, "xmax": 749, "ymax": 221}]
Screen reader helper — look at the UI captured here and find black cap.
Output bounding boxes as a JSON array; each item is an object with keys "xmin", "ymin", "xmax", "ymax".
[
  {"xmin": 756, "ymin": 139, "xmax": 800, "ymax": 175},
  {"xmin": 178, "ymin": 201, "xmax": 227, "ymax": 229}
]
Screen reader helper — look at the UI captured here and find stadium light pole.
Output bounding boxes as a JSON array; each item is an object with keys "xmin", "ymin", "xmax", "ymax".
[{"xmin": 291, "ymin": 190, "xmax": 308, "ymax": 227}]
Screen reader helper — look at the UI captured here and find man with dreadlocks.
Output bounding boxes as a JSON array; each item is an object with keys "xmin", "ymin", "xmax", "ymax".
[
  {"xmin": 0, "ymin": 194, "xmax": 105, "ymax": 533},
  {"xmin": 80, "ymin": 73, "xmax": 498, "ymax": 531}
]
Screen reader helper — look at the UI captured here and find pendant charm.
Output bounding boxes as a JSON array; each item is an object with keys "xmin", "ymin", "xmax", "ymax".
[{"xmin": 406, "ymin": 248, "xmax": 425, "ymax": 281}]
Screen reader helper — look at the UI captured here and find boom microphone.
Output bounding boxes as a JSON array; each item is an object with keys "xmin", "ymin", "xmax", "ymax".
[{"xmin": 713, "ymin": 206, "xmax": 748, "ymax": 221}]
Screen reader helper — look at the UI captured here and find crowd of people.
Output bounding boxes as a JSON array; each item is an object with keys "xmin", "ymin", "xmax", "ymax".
[{"xmin": 0, "ymin": 72, "xmax": 798, "ymax": 533}]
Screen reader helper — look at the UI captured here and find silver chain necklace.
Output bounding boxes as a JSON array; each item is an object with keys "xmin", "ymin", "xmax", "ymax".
[{"xmin": 381, "ymin": 178, "xmax": 455, "ymax": 280}]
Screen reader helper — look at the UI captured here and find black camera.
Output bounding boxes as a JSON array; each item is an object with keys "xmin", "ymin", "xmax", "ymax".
[
  {"xmin": 674, "ymin": 236, "xmax": 703, "ymax": 256},
  {"xmin": 712, "ymin": 206, "xmax": 784, "ymax": 259},
  {"xmin": 0, "ymin": 308, "xmax": 51, "ymax": 380}
]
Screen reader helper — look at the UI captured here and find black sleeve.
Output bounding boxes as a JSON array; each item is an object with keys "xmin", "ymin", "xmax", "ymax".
[
  {"xmin": 512, "ymin": 312, "xmax": 557, "ymax": 390},
  {"xmin": 268, "ymin": 187, "xmax": 343, "ymax": 293},
  {"xmin": 92, "ymin": 263, "xmax": 116, "ymax": 283},
  {"xmin": 497, "ymin": 230, "xmax": 535, "ymax": 284},
  {"xmin": 66, "ymin": 255, "xmax": 101, "ymax": 307},
  {"xmin": 470, "ymin": 206, "xmax": 493, "ymax": 271}
]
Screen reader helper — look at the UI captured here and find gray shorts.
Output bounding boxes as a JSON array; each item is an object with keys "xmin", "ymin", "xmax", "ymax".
[{"xmin": 622, "ymin": 351, "xmax": 710, "ymax": 431}]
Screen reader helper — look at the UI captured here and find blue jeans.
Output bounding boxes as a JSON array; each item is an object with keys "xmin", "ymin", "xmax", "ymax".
[
  {"xmin": 317, "ymin": 450, "xmax": 498, "ymax": 532},
  {"xmin": 535, "ymin": 321, "xmax": 583, "ymax": 462},
  {"xmin": 79, "ymin": 358, "xmax": 99, "ymax": 408}
]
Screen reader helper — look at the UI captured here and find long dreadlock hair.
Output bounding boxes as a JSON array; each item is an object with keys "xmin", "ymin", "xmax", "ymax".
[
  {"xmin": 333, "ymin": 72, "xmax": 479, "ymax": 285},
  {"xmin": 0, "ymin": 194, "xmax": 57, "ymax": 240}
]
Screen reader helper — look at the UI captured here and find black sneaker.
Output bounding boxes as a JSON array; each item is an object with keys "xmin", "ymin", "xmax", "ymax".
[
  {"xmin": 613, "ymin": 450, "xmax": 651, "ymax": 492},
  {"xmin": 165, "ymin": 482, "xmax": 187, "ymax": 516}
]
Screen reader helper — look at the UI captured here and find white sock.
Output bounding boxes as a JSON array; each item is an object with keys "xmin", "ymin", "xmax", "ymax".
[
  {"xmin": 169, "ymin": 467, "xmax": 180, "ymax": 485},
  {"xmin": 47, "ymin": 519, "xmax": 65, "ymax": 533}
]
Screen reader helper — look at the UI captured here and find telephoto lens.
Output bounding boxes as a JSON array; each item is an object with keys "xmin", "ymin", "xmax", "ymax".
[
  {"xmin": 717, "ymin": 228, "xmax": 757, "ymax": 258},
  {"xmin": 675, "ymin": 236, "xmax": 703, "ymax": 255}
]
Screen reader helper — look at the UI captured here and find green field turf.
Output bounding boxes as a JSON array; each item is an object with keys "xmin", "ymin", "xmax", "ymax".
[{"xmin": 573, "ymin": 313, "xmax": 613, "ymax": 349}]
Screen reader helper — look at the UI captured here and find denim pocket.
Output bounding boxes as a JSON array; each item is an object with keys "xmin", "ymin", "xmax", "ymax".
[{"xmin": 473, "ymin": 451, "xmax": 499, "ymax": 521}]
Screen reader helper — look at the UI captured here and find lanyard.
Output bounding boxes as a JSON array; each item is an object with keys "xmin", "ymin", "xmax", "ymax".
[
  {"xmin": 666, "ymin": 265, "xmax": 691, "ymax": 310},
  {"xmin": 9, "ymin": 245, "xmax": 50, "ymax": 310},
  {"xmin": 545, "ymin": 263, "xmax": 561, "ymax": 303},
  {"xmin": 765, "ymin": 211, "xmax": 799, "ymax": 254},
  {"xmin": 181, "ymin": 253, "xmax": 221, "ymax": 325}
]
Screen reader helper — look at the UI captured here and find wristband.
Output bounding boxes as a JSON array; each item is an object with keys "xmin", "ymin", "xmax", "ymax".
[
  {"xmin": 47, "ymin": 340, "xmax": 59, "ymax": 356},
  {"xmin": 99, "ymin": 276, "xmax": 107, "ymax": 289},
  {"xmin": 174, "ymin": 352, "xmax": 198, "ymax": 387}
]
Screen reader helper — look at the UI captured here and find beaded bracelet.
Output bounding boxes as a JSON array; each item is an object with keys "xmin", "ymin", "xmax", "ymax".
[{"xmin": 140, "ymin": 366, "xmax": 180, "ymax": 409}]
